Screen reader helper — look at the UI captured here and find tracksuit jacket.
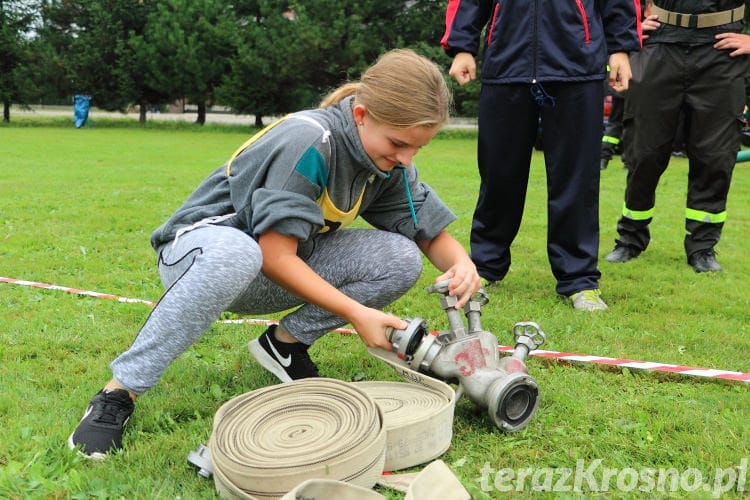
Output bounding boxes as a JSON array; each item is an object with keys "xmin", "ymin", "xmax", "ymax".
[{"xmin": 442, "ymin": 0, "xmax": 642, "ymax": 84}]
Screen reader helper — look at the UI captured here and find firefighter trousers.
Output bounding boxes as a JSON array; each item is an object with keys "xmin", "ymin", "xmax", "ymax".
[{"xmin": 617, "ymin": 43, "xmax": 746, "ymax": 258}]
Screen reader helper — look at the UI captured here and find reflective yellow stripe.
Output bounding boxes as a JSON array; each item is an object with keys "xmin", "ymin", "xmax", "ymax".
[
  {"xmin": 602, "ymin": 135, "xmax": 620, "ymax": 145},
  {"xmin": 621, "ymin": 202, "xmax": 653, "ymax": 220},
  {"xmin": 685, "ymin": 208, "xmax": 726, "ymax": 224}
]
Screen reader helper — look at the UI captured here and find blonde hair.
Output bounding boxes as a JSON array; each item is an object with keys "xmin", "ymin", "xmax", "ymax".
[{"xmin": 320, "ymin": 49, "xmax": 452, "ymax": 129}]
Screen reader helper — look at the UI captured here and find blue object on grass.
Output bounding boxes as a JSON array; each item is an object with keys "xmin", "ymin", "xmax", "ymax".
[{"xmin": 73, "ymin": 95, "xmax": 92, "ymax": 128}]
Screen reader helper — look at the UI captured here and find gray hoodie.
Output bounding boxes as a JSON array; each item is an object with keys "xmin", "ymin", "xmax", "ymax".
[{"xmin": 150, "ymin": 97, "xmax": 456, "ymax": 257}]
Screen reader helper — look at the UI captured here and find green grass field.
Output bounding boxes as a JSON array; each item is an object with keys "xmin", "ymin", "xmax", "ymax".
[{"xmin": 1, "ymin": 119, "xmax": 748, "ymax": 498}]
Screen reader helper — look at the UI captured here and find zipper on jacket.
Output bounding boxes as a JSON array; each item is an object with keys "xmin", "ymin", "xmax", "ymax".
[
  {"xmin": 532, "ymin": 0, "xmax": 539, "ymax": 82},
  {"xmin": 574, "ymin": 0, "xmax": 591, "ymax": 44}
]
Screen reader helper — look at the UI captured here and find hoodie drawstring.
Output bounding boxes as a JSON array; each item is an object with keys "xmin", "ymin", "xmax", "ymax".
[{"xmin": 400, "ymin": 167, "xmax": 418, "ymax": 229}]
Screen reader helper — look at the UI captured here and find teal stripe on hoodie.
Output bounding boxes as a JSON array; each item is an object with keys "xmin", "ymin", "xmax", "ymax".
[{"xmin": 295, "ymin": 147, "xmax": 328, "ymax": 190}]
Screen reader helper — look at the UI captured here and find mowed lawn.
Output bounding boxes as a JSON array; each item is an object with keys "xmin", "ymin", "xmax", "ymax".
[{"xmin": 0, "ymin": 122, "xmax": 748, "ymax": 498}]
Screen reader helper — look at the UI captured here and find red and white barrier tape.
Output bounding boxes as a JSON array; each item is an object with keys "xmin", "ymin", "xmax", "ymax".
[
  {"xmin": 0, "ymin": 277, "xmax": 358, "ymax": 334},
  {"xmin": 497, "ymin": 347, "xmax": 750, "ymax": 383},
  {"xmin": 2, "ymin": 275, "xmax": 748, "ymax": 383},
  {"xmin": 0, "ymin": 276, "xmax": 157, "ymax": 306}
]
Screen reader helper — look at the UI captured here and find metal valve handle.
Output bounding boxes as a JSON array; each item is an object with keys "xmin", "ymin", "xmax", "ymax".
[
  {"xmin": 513, "ymin": 321, "xmax": 546, "ymax": 349},
  {"xmin": 377, "ymin": 286, "xmax": 547, "ymax": 433},
  {"xmin": 426, "ymin": 280, "xmax": 490, "ymax": 306},
  {"xmin": 510, "ymin": 322, "xmax": 546, "ymax": 363},
  {"xmin": 426, "ymin": 279, "xmax": 451, "ymax": 295},
  {"xmin": 471, "ymin": 287, "xmax": 490, "ymax": 306}
]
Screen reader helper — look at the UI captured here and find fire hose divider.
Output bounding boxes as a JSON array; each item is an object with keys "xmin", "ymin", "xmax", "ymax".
[{"xmin": 208, "ymin": 378, "xmax": 387, "ymax": 499}]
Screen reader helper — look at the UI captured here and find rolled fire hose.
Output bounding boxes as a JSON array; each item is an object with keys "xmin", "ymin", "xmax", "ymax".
[
  {"xmin": 207, "ymin": 368, "xmax": 456, "ymax": 499},
  {"xmin": 209, "ymin": 378, "xmax": 385, "ymax": 499},
  {"xmin": 358, "ymin": 352, "xmax": 455, "ymax": 471}
]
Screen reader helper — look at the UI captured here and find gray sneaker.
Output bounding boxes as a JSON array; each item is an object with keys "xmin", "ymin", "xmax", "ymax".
[{"xmin": 568, "ymin": 289, "xmax": 608, "ymax": 311}]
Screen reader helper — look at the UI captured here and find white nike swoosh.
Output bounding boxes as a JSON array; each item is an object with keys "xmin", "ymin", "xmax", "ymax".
[
  {"xmin": 268, "ymin": 337, "xmax": 292, "ymax": 367},
  {"xmin": 80, "ymin": 405, "xmax": 93, "ymax": 423}
]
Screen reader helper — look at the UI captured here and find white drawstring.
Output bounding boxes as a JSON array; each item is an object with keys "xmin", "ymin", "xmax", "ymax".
[{"xmin": 171, "ymin": 213, "xmax": 237, "ymax": 248}]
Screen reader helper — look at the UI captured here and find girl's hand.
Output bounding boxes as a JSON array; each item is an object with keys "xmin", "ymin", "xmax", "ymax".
[
  {"xmin": 417, "ymin": 230, "xmax": 481, "ymax": 309},
  {"xmin": 350, "ymin": 306, "xmax": 407, "ymax": 351},
  {"xmin": 435, "ymin": 260, "xmax": 482, "ymax": 309}
]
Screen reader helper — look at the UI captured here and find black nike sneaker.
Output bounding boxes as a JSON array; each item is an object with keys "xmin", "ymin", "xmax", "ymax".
[
  {"xmin": 248, "ymin": 325, "xmax": 320, "ymax": 382},
  {"xmin": 68, "ymin": 389, "xmax": 134, "ymax": 460}
]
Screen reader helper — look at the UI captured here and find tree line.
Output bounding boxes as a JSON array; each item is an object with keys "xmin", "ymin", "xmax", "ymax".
[{"xmin": 1, "ymin": 0, "xmax": 480, "ymax": 125}]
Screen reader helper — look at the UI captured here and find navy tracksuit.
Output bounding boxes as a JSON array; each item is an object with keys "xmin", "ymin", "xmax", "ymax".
[{"xmin": 442, "ymin": 0, "xmax": 641, "ymax": 295}]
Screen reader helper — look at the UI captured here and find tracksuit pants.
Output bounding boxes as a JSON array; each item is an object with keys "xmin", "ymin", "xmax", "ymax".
[
  {"xmin": 617, "ymin": 43, "xmax": 745, "ymax": 258},
  {"xmin": 109, "ymin": 225, "xmax": 423, "ymax": 394},
  {"xmin": 471, "ymin": 80, "xmax": 604, "ymax": 296}
]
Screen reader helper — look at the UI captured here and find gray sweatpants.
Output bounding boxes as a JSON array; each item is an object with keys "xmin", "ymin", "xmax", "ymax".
[{"xmin": 110, "ymin": 225, "xmax": 423, "ymax": 394}]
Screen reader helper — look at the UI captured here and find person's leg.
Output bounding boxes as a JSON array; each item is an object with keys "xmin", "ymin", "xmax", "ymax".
[
  {"xmin": 602, "ymin": 91, "xmax": 625, "ymax": 169},
  {"xmin": 109, "ymin": 226, "xmax": 263, "ymax": 394},
  {"xmin": 540, "ymin": 80, "xmax": 603, "ymax": 297},
  {"xmin": 683, "ymin": 44, "xmax": 743, "ymax": 270},
  {"xmin": 471, "ymin": 84, "xmax": 537, "ymax": 282},
  {"xmin": 288, "ymin": 229, "xmax": 422, "ymax": 342},
  {"xmin": 71, "ymin": 225, "xmax": 263, "ymax": 458},
  {"xmin": 611, "ymin": 44, "xmax": 682, "ymax": 256},
  {"xmin": 235, "ymin": 228, "xmax": 423, "ymax": 343}
]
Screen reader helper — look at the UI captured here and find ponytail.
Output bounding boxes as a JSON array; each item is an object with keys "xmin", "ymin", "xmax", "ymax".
[{"xmin": 319, "ymin": 49, "xmax": 452, "ymax": 129}]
